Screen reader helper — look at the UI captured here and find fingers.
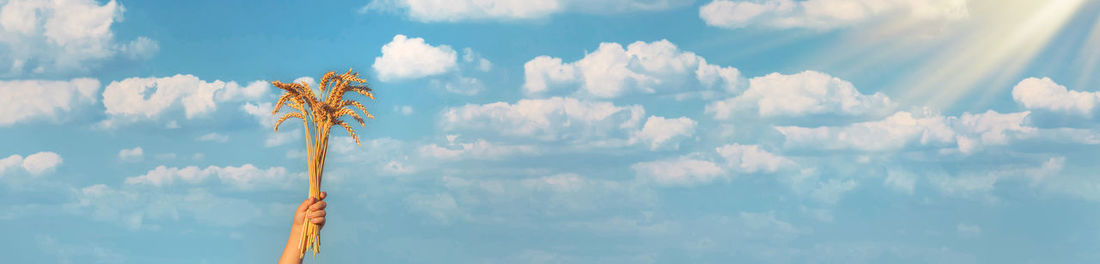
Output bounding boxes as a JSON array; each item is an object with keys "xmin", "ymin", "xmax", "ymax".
[
  {"xmin": 309, "ymin": 200, "xmax": 327, "ymax": 211},
  {"xmin": 308, "ymin": 209, "xmax": 326, "ymax": 225},
  {"xmin": 297, "ymin": 192, "xmax": 328, "ymax": 212}
]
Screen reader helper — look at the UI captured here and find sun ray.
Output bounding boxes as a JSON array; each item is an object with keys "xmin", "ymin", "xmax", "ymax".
[
  {"xmin": 1076, "ymin": 5, "xmax": 1100, "ymax": 89},
  {"xmin": 893, "ymin": 0, "xmax": 1087, "ymax": 110}
]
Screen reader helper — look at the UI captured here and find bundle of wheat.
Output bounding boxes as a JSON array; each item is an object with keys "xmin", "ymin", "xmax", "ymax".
[{"xmin": 272, "ymin": 68, "xmax": 374, "ymax": 259}]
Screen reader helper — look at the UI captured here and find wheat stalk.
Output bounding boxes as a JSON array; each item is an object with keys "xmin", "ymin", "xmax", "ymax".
[{"xmin": 272, "ymin": 68, "xmax": 374, "ymax": 259}]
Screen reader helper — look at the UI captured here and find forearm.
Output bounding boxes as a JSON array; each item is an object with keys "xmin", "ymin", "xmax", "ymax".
[{"xmin": 277, "ymin": 223, "xmax": 304, "ymax": 264}]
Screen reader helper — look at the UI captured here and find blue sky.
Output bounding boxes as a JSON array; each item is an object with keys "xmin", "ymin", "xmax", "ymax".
[{"xmin": 2, "ymin": 0, "xmax": 1100, "ymax": 263}]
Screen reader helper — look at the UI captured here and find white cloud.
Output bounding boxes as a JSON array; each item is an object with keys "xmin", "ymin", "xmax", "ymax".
[
  {"xmin": 101, "ymin": 74, "xmax": 268, "ymax": 127},
  {"xmin": 420, "ymin": 139, "xmax": 538, "ymax": 160},
  {"xmin": 414, "ymin": 174, "xmax": 651, "ymax": 224},
  {"xmin": 951, "ymin": 110, "xmax": 1036, "ymax": 154},
  {"xmin": 124, "ymin": 164, "xmax": 302, "ymax": 191},
  {"xmin": 383, "ymin": 160, "xmax": 416, "ymax": 175},
  {"xmin": 373, "ymin": 34, "xmax": 457, "ymax": 82},
  {"xmin": 216, "ymin": 80, "xmax": 269, "ymax": 102},
  {"xmin": 0, "ymin": 0, "xmax": 158, "ymax": 74},
  {"xmin": 884, "ymin": 169, "xmax": 916, "ymax": 194},
  {"xmin": 1012, "ymin": 77, "xmax": 1099, "ymax": 116},
  {"xmin": 119, "ymin": 36, "xmax": 159, "ymax": 60},
  {"xmin": 154, "ymin": 153, "xmax": 176, "ymax": 160},
  {"xmin": 957, "ymin": 223, "xmax": 981, "ymax": 237},
  {"xmin": 706, "ymin": 71, "xmax": 893, "ymax": 119},
  {"xmin": 736, "ymin": 211, "xmax": 800, "ymax": 238},
  {"xmin": 782, "ymin": 168, "xmax": 859, "ymax": 205},
  {"xmin": 632, "ymin": 157, "xmax": 725, "ymax": 186},
  {"xmin": 0, "ymin": 151, "xmax": 62, "ymax": 176},
  {"xmin": 196, "ymin": 132, "xmax": 229, "ymax": 143},
  {"xmin": 434, "ymin": 76, "xmax": 484, "ymax": 95},
  {"xmin": 809, "ymin": 178, "xmax": 857, "ymax": 204},
  {"xmin": 242, "ymin": 102, "xmax": 274, "ymax": 128},
  {"xmin": 67, "ymin": 184, "xmax": 266, "ymax": 229},
  {"xmin": 265, "ymin": 130, "xmax": 299, "ymax": 147},
  {"xmin": 405, "ymin": 193, "xmax": 465, "ymax": 224},
  {"xmin": 776, "ymin": 110, "xmax": 1033, "ymax": 153},
  {"xmin": 0, "ymin": 78, "xmax": 99, "ymax": 126},
  {"xmin": 699, "ymin": 0, "xmax": 969, "ymax": 30},
  {"xmin": 0, "ymin": 154, "xmax": 21, "ymax": 176},
  {"xmin": 523, "ymin": 39, "xmax": 741, "ymax": 98},
  {"xmin": 632, "ymin": 116, "xmax": 697, "ymax": 150},
  {"xmin": 715, "ymin": 143, "xmax": 792, "ymax": 173},
  {"xmin": 442, "ymin": 97, "xmax": 646, "ymax": 144},
  {"xmin": 362, "ymin": 0, "xmax": 690, "ymax": 22},
  {"xmin": 24, "ymin": 152, "xmax": 63, "ymax": 175},
  {"xmin": 463, "ymin": 47, "xmax": 492, "ymax": 72},
  {"xmin": 920, "ymin": 156, "xmax": 1064, "ymax": 202},
  {"xmin": 118, "ymin": 147, "xmax": 143, "ymax": 162},
  {"xmin": 394, "ymin": 105, "xmax": 414, "ymax": 115},
  {"xmin": 777, "ymin": 111, "xmax": 953, "ymax": 151}
]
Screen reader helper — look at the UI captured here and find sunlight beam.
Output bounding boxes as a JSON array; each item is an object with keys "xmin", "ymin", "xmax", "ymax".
[{"xmin": 896, "ymin": 0, "xmax": 1086, "ymax": 110}]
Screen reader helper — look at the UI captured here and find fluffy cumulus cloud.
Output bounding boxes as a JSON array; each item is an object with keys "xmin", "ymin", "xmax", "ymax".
[
  {"xmin": 66, "ymin": 184, "xmax": 266, "ymax": 229},
  {"xmin": 373, "ymin": 34, "xmax": 458, "ymax": 82},
  {"xmin": 0, "ymin": 0, "xmax": 158, "ymax": 75},
  {"xmin": 242, "ymin": 102, "xmax": 275, "ymax": 128},
  {"xmin": 1012, "ymin": 77, "xmax": 1099, "ymax": 116},
  {"xmin": 699, "ymin": 0, "xmax": 969, "ymax": 30},
  {"xmin": 442, "ymin": 97, "xmax": 647, "ymax": 144},
  {"xmin": 100, "ymin": 74, "xmax": 269, "ymax": 127},
  {"xmin": 362, "ymin": 0, "xmax": 691, "ymax": 22},
  {"xmin": 118, "ymin": 147, "xmax": 143, "ymax": 162},
  {"xmin": 407, "ymin": 174, "xmax": 652, "ymax": 224},
  {"xmin": 776, "ymin": 110, "xmax": 1034, "ymax": 154},
  {"xmin": 123, "ymin": 164, "xmax": 302, "ymax": 191},
  {"xmin": 716, "ymin": 143, "xmax": 792, "ymax": 173},
  {"xmin": 419, "ymin": 139, "xmax": 538, "ymax": 160},
  {"xmin": 926, "ymin": 156, "xmax": 1064, "ymax": 201},
  {"xmin": 523, "ymin": 39, "xmax": 741, "ymax": 98},
  {"xmin": 196, "ymin": 132, "xmax": 229, "ymax": 143},
  {"xmin": 706, "ymin": 71, "xmax": 893, "ymax": 119},
  {"xmin": 632, "ymin": 157, "xmax": 725, "ymax": 186},
  {"xmin": 631, "ymin": 116, "xmax": 697, "ymax": 150},
  {"xmin": 0, "ymin": 78, "xmax": 99, "ymax": 126},
  {"xmin": 0, "ymin": 151, "xmax": 62, "ymax": 176}
]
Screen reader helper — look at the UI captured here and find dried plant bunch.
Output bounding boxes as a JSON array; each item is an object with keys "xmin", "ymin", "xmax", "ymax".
[{"xmin": 272, "ymin": 68, "xmax": 374, "ymax": 259}]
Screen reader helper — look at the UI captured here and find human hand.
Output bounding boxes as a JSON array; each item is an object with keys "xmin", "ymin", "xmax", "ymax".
[{"xmin": 293, "ymin": 191, "xmax": 327, "ymax": 228}]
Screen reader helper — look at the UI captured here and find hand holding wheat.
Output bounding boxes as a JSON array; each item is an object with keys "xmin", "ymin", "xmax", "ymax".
[
  {"xmin": 272, "ymin": 68, "xmax": 374, "ymax": 259},
  {"xmin": 295, "ymin": 192, "xmax": 327, "ymax": 228},
  {"xmin": 279, "ymin": 192, "xmax": 328, "ymax": 264}
]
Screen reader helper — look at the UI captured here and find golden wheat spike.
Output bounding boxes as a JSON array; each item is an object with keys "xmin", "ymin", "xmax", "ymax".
[
  {"xmin": 273, "ymin": 93, "xmax": 298, "ymax": 115},
  {"xmin": 339, "ymin": 100, "xmax": 369, "ymax": 119},
  {"xmin": 333, "ymin": 120, "xmax": 360, "ymax": 146},
  {"xmin": 335, "ymin": 108, "xmax": 365, "ymax": 126},
  {"xmin": 274, "ymin": 112, "xmax": 306, "ymax": 132},
  {"xmin": 289, "ymin": 99, "xmax": 308, "ymax": 114},
  {"xmin": 272, "ymin": 80, "xmax": 306, "ymax": 92},
  {"xmin": 318, "ymin": 71, "xmax": 335, "ymax": 94},
  {"xmin": 340, "ymin": 86, "xmax": 373, "ymax": 101},
  {"xmin": 345, "ymin": 72, "xmax": 366, "ymax": 84},
  {"xmin": 298, "ymin": 80, "xmax": 320, "ymax": 107}
]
